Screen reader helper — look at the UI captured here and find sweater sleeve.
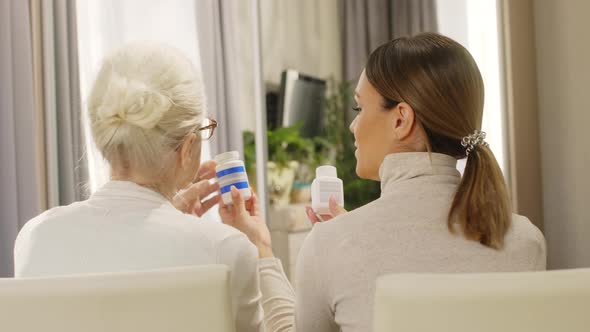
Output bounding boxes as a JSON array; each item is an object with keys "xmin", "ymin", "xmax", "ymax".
[
  {"xmin": 293, "ymin": 226, "xmax": 339, "ymax": 332},
  {"xmin": 217, "ymin": 233, "xmax": 265, "ymax": 332},
  {"xmin": 257, "ymin": 226, "xmax": 338, "ymax": 332},
  {"xmin": 259, "ymin": 258, "xmax": 296, "ymax": 332},
  {"xmin": 534, "ymin": 227, "xmax": 548, "ymax": 271}
]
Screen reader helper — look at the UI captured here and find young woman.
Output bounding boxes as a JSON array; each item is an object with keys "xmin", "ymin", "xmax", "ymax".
[
  {"xmin": 222, "ymin": 33, "xmax": 547, "ymax": 332},
  {"xmin": 14, "ymin": 43, "xmax": 264, "ymax": 332}
]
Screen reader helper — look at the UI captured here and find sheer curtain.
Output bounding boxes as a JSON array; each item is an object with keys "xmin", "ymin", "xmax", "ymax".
[
  {"xmin": 76, "ymin": 0, "xmax": 209, "ymax": 193},
  {"xmin": 76, "ymin": 0, "xmax": 262, "ymax": 222},
  {"xmin": 437, "ymin": 0, "xmax": 507, "ymax": 175},
  {"xmin": 195, "ymin": 0, "xmax": 257, "ymax": 157}
]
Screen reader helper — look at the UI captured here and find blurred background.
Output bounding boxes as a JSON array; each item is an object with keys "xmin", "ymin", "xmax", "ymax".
[{"xmin": 1, "ymin": 0, "xmax": 588, "ymax": 278}]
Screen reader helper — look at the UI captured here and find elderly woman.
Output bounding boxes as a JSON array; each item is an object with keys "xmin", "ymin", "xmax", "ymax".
[{"xmin": 14, "ymin": 42, "xmax": 264, "ymax": 332}]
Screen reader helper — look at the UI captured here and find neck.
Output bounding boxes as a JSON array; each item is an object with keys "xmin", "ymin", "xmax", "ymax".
[
  {"xmin": 110, "ymin": 170, "xmax": 176, "ymax": 201},
  {"xmin": 378, "ymin": 152, "xmax": 461, "ymax": 194}
]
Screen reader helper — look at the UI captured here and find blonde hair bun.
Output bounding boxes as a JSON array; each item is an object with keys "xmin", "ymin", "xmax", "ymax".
[
  {"xmin": 95, "ymin": 74, "xmax": 172, "ymax": 130},
  {"xmin": 87, "ymin": 42, "xmax": 205, "ymax": 176}
]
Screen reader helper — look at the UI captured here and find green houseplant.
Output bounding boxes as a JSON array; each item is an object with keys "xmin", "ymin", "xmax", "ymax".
[{"xmin": 243, "ymin": 125, "xmax": 323, "ymax": 206}]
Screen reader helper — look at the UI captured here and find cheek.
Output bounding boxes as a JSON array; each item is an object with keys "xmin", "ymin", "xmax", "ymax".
[
  {"xmin": 354, "ymin": 117, "xmax": 375, "ymax": 172},
  {"xmin": 356, "ymin": 115, "xmax": 385, "ymax": 152},
  {"xmin": 355, "ymin": 114, "xmax": 391, "ymax": 178}
]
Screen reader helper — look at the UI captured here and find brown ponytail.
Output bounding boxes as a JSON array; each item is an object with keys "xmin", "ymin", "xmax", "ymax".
[
  {"xmin": 450, "ymin": 145, "xmax": 511, "ymax": 249},
  {"xmin": 365, "ymin": 33, "xmax": 511, "ymax": 249}
]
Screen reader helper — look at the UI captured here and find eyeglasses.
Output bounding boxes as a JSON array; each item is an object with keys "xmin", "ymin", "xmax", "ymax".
[{"xmin": 196, "ymin": 117, "xmax": 217, "ymax": 140}]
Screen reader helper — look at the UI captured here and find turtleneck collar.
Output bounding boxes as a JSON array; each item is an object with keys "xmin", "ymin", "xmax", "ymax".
[
  {"xmin": 378, "ymin": 152, "xmax": 461, "ymax": 194},
  {"xmin": 90, "ymin": 180, "xmax": 172, "ymax": 205}
]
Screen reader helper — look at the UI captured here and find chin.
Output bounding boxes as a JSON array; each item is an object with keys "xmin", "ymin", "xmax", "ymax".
[{"xmin": 355, "ymin": 164, "xmax": 370, "ymax": 180}]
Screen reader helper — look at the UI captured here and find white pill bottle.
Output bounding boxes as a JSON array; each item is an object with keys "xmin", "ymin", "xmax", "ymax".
[
  {"xmin": 215, "ymin": 151, "xmax": 252, "ymax": 205},
  {"xmin": 311, "ymin": 165, "xmax": 344, "ymax": 215}
]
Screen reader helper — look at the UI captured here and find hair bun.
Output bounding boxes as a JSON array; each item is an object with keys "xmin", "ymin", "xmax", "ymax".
[{"xmin": 95, "ymin": 74, "xmax": 172, "ymax": 130}]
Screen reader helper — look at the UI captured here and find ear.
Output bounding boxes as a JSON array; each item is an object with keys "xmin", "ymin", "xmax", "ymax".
[
  {"xmin": 179, "ymin": 133, "xmax": 197, "ymax": 170},
  {"xmin": 391, "ymin": 102, "xmax": 416, "ymax": 141}
]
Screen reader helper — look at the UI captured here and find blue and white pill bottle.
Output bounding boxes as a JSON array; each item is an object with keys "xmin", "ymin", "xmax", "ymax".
[{"xmin": 215, "ymin": 151, "xmax": 252, "ymax": 205}]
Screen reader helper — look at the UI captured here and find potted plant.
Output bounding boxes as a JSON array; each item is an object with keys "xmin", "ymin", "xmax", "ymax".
[
  {"xmin": 266, "ymin": 124, "xmax": 314, "ymax": 206},
  {"xmin": 243, "ymin": 125, "xmax": 319, "ymax": 206}
]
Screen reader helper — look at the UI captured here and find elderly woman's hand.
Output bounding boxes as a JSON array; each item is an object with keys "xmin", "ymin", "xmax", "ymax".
[
  {"xmin": 219, "ymin": 187, "xmax": 273, "ymax": 258},
  {"xmin": 173, "ymin": 160, "xmax": 220, "ymax": 216}
]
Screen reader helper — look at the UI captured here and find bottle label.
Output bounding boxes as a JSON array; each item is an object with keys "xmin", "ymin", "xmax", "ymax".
[
  {"xmin": 319, "ymin": 182, "xmax": 342, "ymax": 203},
  {"xmin": 216, "ymin": 166, "xmax": 246, "ymax": 178},
  {"xmin": 217, "ymin": 164, "xmax": 249, "ymax": 195},
  {"xmin": 220, "ymin": 181, "xmax": 249, "ymax": 194}
]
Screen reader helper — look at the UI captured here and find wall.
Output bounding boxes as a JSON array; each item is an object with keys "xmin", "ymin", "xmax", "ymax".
[
  {"xmin": 501, "ymin": 0, "xmax": 544, "ymax": 229},
  {"xmin": 533, "ymin": 0, "xmax": 590, "ymax": 268},
  {"xmin": 259, "ymin": 0, "xmax": 342, "ymax": 86},
  {"xmin": 232, "ymin": 0, "xmax": 342, "ymax": 132},
  {"xmin": 438, "ymin": 0, "xmax": 507, "ymax": 177}
]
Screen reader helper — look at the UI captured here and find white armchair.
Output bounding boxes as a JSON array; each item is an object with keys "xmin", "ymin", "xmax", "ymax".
[
  {"xmin": 1, "ymin": 265, "xmax": 234, "ymax": 332},
  {"xmin": 374, "ymin": 268, "xmax": 590, "ymax": 332}
]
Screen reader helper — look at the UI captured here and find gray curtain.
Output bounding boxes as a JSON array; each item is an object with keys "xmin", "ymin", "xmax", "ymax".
[
  {"xmin": 341, "ymin": 0, "xmax": 438, "ymax": 82},
  {"xmin": 0, "ymin": 0, "xmax": 43, "ymax": 277},
  {"xmin": 41, "ymin": 0, "xmax": 88, "ymax": 206},
  {"xmin": 195, "ymin": 0, "xmax": 247, "ymax": 157},
  {"xmin": 0, "ymin": 0, "xmax": 87, "ymax": 276}
]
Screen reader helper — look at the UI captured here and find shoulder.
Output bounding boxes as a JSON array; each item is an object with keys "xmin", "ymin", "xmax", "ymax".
[
  {"xmin": 506, "ymin": 214, "xmax": 547, "ymax": 267},
  {"xmin": 215, "ymin": 230, "xmax": 258, "ymax": 269},
  {"xmin": 16, "ymin": 203, "xmax": 84, "ymax": 245},
  {"xmin": 297, "ymin": 201, "xmax": 375, "ymax": 265},
  {"xmin": 306, "ymin": 198, "xmax": 383, "ymax": 243},
  {"xmin": 509, "ymin": 214, "xmax": 545, "ymax": 245},
  {"xmin": 155, "ymin": 207, "xmax": 256, "ymax": 262},
  {"xmin": 14, "ymin": 203, "xmax": 84, "ymax": 271},
  {"xmin": 150, "ymin": 206, "xmax": 258, "ymax": 264},
  {"xmin": 173, "ymin": 211, "xmax": 251, "ymax": 246}
]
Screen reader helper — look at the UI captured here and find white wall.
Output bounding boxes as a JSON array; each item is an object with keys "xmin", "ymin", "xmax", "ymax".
[{"xmin": 534, "ymin": 0, "xmax": 590, "ymax": 268}]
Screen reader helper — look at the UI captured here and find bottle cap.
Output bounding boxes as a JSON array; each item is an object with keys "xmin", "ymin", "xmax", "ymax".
[
  {"xmin": 316, "ymin": 165, "xmax": 337, "ymax": 178},
  {"xmin": 214, "ymin": 151, "xmax": 240, "ymax": 164}
]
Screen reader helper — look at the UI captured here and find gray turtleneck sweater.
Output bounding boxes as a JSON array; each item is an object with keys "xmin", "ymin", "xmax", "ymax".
[{"xmin": 259, "ymin": 152, "xmax": 546, "ymax": 332}]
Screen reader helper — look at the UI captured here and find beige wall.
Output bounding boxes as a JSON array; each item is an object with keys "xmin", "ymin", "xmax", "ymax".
[
  {"xmin": 260, "ymin": 0, "xmax": 342, "ymax": 85},
  {"xmin": 502, "ymin": 0, "xmax": 544, "ymax": 230},
  {"xmin": 533, "ymin": 0, "xmax": 590, "ymax": 268}
]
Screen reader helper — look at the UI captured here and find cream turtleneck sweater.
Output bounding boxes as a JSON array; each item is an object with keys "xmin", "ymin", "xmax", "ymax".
[{"xmin": 259, "ymin": 152, "xmax": 546, "ymax": 332}]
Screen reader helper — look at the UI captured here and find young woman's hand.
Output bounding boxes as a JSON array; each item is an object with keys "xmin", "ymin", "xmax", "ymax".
[
  {"xmin": 219, "ymin": 186, "xmax": 273, "ymax": 258},
  {"xmin": 173, "ymin": 160, "xmax": 220, "ymax": 216},
  {"xmin": 305, "ymin": 196, "xmax": 347, "ymax": 224}
]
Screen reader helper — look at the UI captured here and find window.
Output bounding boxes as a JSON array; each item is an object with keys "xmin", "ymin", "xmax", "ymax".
[
  {"xmin": 76, "ymin": 0, "xmax": 210, "ymax": 192},
  {"xmin": 437, "ymin": 0, "xmax": 508, "ymax": 176}
]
